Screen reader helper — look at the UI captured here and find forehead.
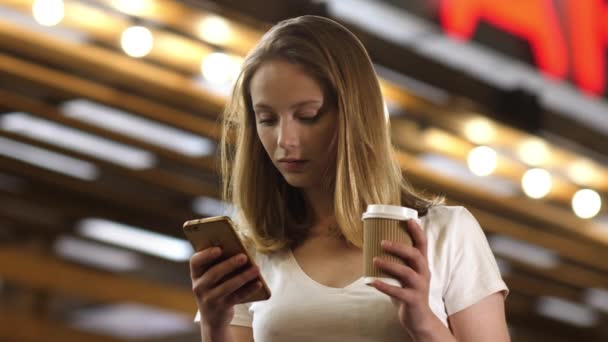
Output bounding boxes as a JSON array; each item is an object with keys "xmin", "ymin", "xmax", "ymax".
[{"xmin": 249, "ymin": 60, "xmax": 324, "ymax": 108}]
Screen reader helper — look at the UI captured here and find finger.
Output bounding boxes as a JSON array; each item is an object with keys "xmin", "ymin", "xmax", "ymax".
[
  {"xmin": 205, "ymin": 265, "xmax": 260, "ymax": 303},
  {"xmin": 201, "ymin": 253, "xmax": 249, "ymax": 286},
  {"xmin": 371, "ymin": 279, "xmax": 415, "ymax": 304},
  {"xmin": 406, "ymin": 219, "xmax": 428, "ymax": 259},
  {"xmin": 374, "ymin": 257, "xmax": 421, "ymax": 289},
  {"xmin": 190, "ymin": 247, "xmax": 222, "ymax": 279},
  {"xmin": 225, "ymin": 279, "xmax": 263, "ymax": 305},
  {"xmin": 381, "ymin": 241, "xmax": 429, "ymax": 277}
]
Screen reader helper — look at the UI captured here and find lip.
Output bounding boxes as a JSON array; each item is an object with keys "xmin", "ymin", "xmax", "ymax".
[
  {"xmin": 278, "ymin": 160, "xmax": 309, "ymax": 172},
  {"xmin": 278, "ymin": 158, "xmax": 307, "ymax": 162}
]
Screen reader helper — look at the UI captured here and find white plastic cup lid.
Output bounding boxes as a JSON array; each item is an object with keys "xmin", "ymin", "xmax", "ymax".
[{"xmin": 362, "ymin": 204, "xmax": 418, "ymax": 221}]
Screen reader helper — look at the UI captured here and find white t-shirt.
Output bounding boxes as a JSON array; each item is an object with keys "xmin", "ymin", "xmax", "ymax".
[{"xmin": 195, "ymin": 206, "xmax": 508, "ymax": 341}]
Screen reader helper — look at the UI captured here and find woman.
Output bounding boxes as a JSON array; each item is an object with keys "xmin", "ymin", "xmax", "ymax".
[{"xmin": 191, "ymin": 15, "xmax": 509, "ymax": 342}]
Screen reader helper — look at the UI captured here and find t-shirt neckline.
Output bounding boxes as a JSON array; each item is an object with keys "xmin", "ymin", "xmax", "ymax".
[{"xmin": 287, "ymin": 248, "xmax": 365, "ymax": 292}]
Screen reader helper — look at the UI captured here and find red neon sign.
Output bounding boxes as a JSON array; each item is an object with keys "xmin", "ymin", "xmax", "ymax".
[
  {"xmin": 566, "ymin": 0, "xmax": 607, "ymax": 95},
  {"xmin": 439, "ymin": 0, "xmax": 608, "ymax": 96}
]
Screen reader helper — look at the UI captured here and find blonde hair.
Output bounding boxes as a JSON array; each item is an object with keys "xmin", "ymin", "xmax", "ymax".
[{"xmin": 221, "ymin": 15, "xmax": 443, "ymax": 254}]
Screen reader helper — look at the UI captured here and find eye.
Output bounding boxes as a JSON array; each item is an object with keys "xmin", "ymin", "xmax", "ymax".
[
  {"xmin": 255, "ymin": 110, "xmax": 276, "ymax": 125},
  {"xmin": 257, "ymin": 116, "xmax": 277, "ymax": 125},
  {"xmin": 298, "ymin": 112, "xmax": 320, "ymax": 123}
]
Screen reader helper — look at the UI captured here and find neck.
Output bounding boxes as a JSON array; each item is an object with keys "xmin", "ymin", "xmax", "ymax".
[{"xmin": 301, "ymin": 185, "xmax": 335, "ymax": 234}]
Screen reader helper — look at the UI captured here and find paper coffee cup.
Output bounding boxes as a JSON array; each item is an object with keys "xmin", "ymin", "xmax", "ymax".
[{"xmin": 362, "ymin": 204, "xmax": 419, "ymax": 287}]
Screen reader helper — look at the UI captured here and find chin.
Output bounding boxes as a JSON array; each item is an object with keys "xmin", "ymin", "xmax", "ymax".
[{"xmin": 281, "ymin": 174, "xmax": 312, "ymax": 188}]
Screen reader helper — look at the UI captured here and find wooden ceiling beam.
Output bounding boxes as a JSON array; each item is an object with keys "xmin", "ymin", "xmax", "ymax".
[
  {"xmin": 94, "ymin": 0, "xmax": 263, "ymax": 56},
  {"xmin": 3, "ymin": 110, "xmax": 608, "ymax": 274},
  {"xmin": 0, "ymin": 310, "xmax": 130, "ymax": 342},
  {"xmin": 0, "ymin": 130, "xmax": 217, "ymax": 199},
  {"xmin": 499, "ymin": 253, "xmax": 608, "ymax": 292},
  {"xmin": 470, "ymin": 208, "xmax": 608, "ymax": 273},
  {"xmin": 505, "ymin": 294, "xmax": 605, "ymax": 342},
  {"xmin": 2, "ymin": 8, "xmax": 604, "ymax": 253},
  {"xmin": 0, "ymin": 88, "xmax": 217, "ymax": 173},
  {"xmin": 0, "ymin": 52, "xmax": 220, "ymax": 140},
  {"xmin": 0, "ymin": 189, "xmax": 186, "ymax": 238},
  {"xmin": 0, "ymin": 17, "xmax": 224, "ymax": 116},
  {"xmin": 0, "ymin": 246, "xmax": 197, "ymax": 314},
  {"xmin": 0, "ymin": 156, "xmax": 194, "ymax": 225},
  {"xmin": 1, "ymin": 244, "xmax": 604, "ymax": 339},
  {"xmin": 396, "ymin": 152, "xmax": 608, "ymax": 268},
  {"xmin": 392, "ymin": 122, "xmax": 608, "ymax": 245}
]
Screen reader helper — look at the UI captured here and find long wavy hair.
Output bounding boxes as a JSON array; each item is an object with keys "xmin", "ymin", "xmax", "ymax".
[{"xmin": 220, "ymin": 15, "xmax": 443, "ymax": 254}]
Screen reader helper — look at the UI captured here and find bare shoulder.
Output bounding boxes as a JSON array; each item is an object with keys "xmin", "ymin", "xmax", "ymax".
[{"xmin": 230, "ymin": 325, "xmax": 254, "ymax": 342}]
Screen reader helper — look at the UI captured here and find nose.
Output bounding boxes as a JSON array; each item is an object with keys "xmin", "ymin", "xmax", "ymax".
[{"xmin": 277, "ymin": 117, "xmax": 299, "ymax": 149}]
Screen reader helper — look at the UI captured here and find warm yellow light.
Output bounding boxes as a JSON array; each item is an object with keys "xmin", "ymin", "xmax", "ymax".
[
  {"xmin": 201, "ymin": 52, "xmax": 240, "ymax": 84},
  {"xmin": 112, "ymin": 0, "xmax": 147, "ymax": 15},
  {"xmin": 464, "ymin": 118, "xmax": 495, "ymax": 144},
  {"xmin": 198, "ymin": 16, "xmax": 231, "ymax": 45},
  {"xmin": 467, "ymin": 146, "xmax": 497, "ymax": 176},
  {"xmin": 572, "ymin": 189, "xmax": 602, "ymax": 219},
  {"xmin": 568, "ymin": 159, "xmax": 598, "ymax": 186},
  {"xmin": 522, "ymin": 168, "xmax": 552, "ymax": 199},
  {"xmin": 518, "ymin": 138, "xmax": 549, "ymax": 166},
  {"xmin": 33, "ymin": 0, "xmax": 64, "ymax": 27},
  {"xmin": 121, "ymin": 26, "xmax": 154, "ymax": 58}
]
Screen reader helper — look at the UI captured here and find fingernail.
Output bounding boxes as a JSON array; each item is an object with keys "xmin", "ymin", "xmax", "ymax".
[
  {"xmin": 236, "ymin": 255, "xmax": 246, "ymax": 263},
  {"xmin": 381, "ymin": 240, "xmax": 390, "ymax": 247}
]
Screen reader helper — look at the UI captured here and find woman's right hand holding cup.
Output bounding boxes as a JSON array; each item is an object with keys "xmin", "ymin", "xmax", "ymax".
[{"xmin": 189, "ymin": 247, "xmax": 262, "ymax": 330}]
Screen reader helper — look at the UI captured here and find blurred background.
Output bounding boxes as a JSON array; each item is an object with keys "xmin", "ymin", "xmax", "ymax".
[{"xmin": 0, "ymin": 0, "xmax": 607, "ymax": 341}]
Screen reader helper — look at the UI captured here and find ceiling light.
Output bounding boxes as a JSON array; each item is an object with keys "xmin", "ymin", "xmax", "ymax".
[
  {"xmin": 522, "ymin": 168, "xmax": 552, "ymax": 199},
  {"xmin": 61, "ymin": 100, "xmax": 215, "ymax": 157},
  {"xmin": 1, "ymin": 112, "xmax": 155, "ymax": 169},
  {"xmin": 111, "ymin": 0, "xmax": 148, "ymax": 15},
  {"xmin": 198, "ymin": 15, "xmax": 231, "ymax": 45},
  {"xmin": 54, "ymin": 235, "xmax": 142, "ymax": 272},
  {"xmin": 467, "ymin": 146, "xmax": 497, "ymax": 176},
  {"xmin": 0, "ymin": 136, "xmax": 98, "ymax": 180},
  {"xmin": 0, "ymin": 5, "xmax": 86, "ymax": 43},
  {"xmin": 488, "ymin": 235, "xmax": 559, "ymax": 269},
  {"xmin": 201, "ymin": 52, "xmax": 241, "ymax": 85},
  {"xmin": 69, "ymin": 303, "xmax": 194, "ymax": 339},
  {"xmin": 192, "ymin": 196, "xmax": 234, "ymax": 218},
  {"xmin": 418, "ymin": 153, "xmax": 518, "ymax": 196},
  {"xmin": 495, "ymin": 257, "xmax": 511, "ymax": 277},
  {"xmin": 572, "ymin": 189, "xmax": 602, "ymax": 219},
  {"xmin": 77, "ymin": 218, "xmax": 193, "ymax": 262},
  {"xmin": 121, "ymin": 26, "xmax": 154, "ymax": 58},
  {"xmin": 464, "ymin": 118, "xmax": 496, "ymax": 144},
  {"xmin": 536, "ymin": 296, "xmax": 598, "ymax": 327},
  {"xmin": 584, "ymin": 288, "xmax": 608, "ymax": 313},
  {"xmin": 32, "ymin": 0, "xmax": 64, "ymax": 27},
  {"xmin": 568, "ymin": 159, "xmax": 599, "ymax": 186},
  {"xmin": 518, "ymin": 138, "xmax": 549, "ymax": 166}
]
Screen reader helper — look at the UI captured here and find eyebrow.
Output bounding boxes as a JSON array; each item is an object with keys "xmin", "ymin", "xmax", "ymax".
[{"xmin": 253, "ymin": 100, "xmax": 323, "ymax": 111}]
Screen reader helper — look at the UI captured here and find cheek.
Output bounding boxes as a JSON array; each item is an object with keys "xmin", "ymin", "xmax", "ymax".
[
  {"xmin": 316, "ymin": 124, "xmax": 337, "ymax": 150},
  {"xmin": 256, "ymin": 127, "xmax": 276, "ymax": 154}
]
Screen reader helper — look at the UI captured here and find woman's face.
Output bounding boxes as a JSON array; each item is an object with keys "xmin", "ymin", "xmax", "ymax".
[{"xmin": 250, "ymin": 59, "xmax": 338, "ymax": 189}]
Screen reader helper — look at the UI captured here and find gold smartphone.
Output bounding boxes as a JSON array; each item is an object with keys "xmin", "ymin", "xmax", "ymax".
[{"xmin": 183, "ymin": 216, "xmax": 271, "ymax": 303}]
